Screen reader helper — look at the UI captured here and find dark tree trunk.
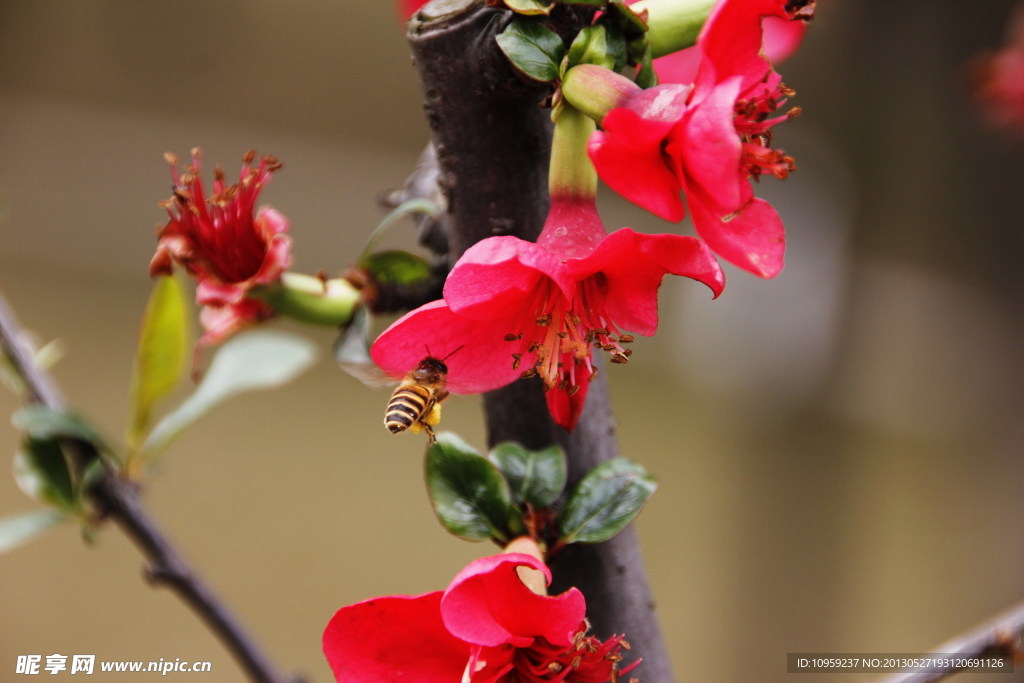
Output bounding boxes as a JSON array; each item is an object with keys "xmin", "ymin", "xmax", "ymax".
[{"xmin": 408, "ymin": 2, "xmax": 675, "ymax": 679}]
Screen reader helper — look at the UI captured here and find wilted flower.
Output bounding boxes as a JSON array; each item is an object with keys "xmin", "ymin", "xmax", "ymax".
[{"xmin": 150, "ymin": 149, "xmax": 291, "ymax": 345}]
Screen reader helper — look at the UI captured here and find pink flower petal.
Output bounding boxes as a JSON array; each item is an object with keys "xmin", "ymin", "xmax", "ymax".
[
  {"xmin": 652, "ymin": 47, "xmax": 702, "ymax": 86},
  {"xmin": 197, "ymin": 299, "xmax": 271, "ymax": 346},
  {"xmin": 689, "ymin": 192, "xmax": 785, "ymax": 278},
  {"xmin": 578, "ymin": 229, "xmax": 723, "ymax": 335},
  {"xmin": 763, "ymin": 15, "xmax": 807, "ymax": 64},
  {"xmin": 545, "ymin": 379, "xmax": 590, "ymax": 433},
  {"xmin": 696, "ymin": 0, "xmax": 790, "ymax": 93},
  {"xmin": 370, "ymin": 300, "xmax": 523, "ymax": 395},
  {"xmin": 441, "ymin": 553, "xmax": 586, "ymax": 649},
  {"xmin": 323, "ymin": 593, "xmax": 470, "ymax": 682},
  {"xmin": 589, "ymin": 86, "xmax": 692, "ymax": 222},
  {"xmin": 250, "ymin": 233, "xmax": 292, "ymax": 286},
  {"xmin": 443, "ymin": 237, "xmax": 574, "ymax": 312},
  {"xmin": 672, "ymin": 75, "xmax": 745, "ymax": 213},
  {"xmin": 255, "ymin": 206, "xmax": 290, "ymax": 237}
]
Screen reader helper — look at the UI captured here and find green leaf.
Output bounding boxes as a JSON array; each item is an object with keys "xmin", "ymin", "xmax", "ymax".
[
  {"xmin": 606, "ymin": 0, "xmax": 649, "ymax": 35},
  {"xmin": 567, "ymin": 25, "xmax": 620, "ymax": 72},
  {"xmin": 358, "ymin": 197, "xmax": 440, "ymax": 267},
  {"xmin": 504, "ymin": 0, "xmax": 554, "ymax": 15},
  {"xmin": 496, "ymin": 19, "xmax": 566, "ymax": 83},
  {"xmin": 12, "ymin": 405, "xmax": 107, "ymax": 451},
  {"xmin": 557, "ymin": 458, "xmax": 657, "ymax": 545},
  {"xmin": 126, "ymin": 275, "xmax": 189, "ymax": 451},
  {"xmin": 488, "ymin": 442, "xmax": 566, "ymax": 508},
  {"xmin": 364, "ymin": 250, "xmax": 433, "ymax": 288},
  {"xmin": 143, "ymin": 330, "xmax": 319, "ymax": 455},
  {"xmin": 12, "ymin": 406, "xmax": 106, "ymax": 507},
  {"xmin": 634, "ymin": 45, "xmax": 658, "ymax": 88},
  {"xmin": 13, "ymin": 439, "xmax": 76, "ymax": 509},
  {"xmin": 426, "ymin": 433, "xmax": 515, "ymax": 542},
  {"xmin": 0, "ymin": 509, "xmax": 66, "ymax": 553}
]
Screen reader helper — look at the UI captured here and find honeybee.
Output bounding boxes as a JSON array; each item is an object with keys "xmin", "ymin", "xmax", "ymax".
[{"xmin": 384, "ymin": 349, "xmax": 460, "ymax": 444}]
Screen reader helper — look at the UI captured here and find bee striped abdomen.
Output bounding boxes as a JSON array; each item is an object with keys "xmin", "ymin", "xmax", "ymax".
[{"xmin": 385, "ymin": 384, "xmax": 434, "ymax": 434}]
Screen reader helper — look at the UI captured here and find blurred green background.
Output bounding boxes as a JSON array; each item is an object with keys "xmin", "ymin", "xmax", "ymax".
[{"xmin": 2, "ymin": 1, "xmax": 1024, "ymax": 681}]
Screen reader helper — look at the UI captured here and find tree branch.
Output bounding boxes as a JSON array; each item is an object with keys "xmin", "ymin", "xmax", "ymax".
[
  {"xmin": 0, "ymin": 289, "xmax": 302, "ymax": 683},
  {"xmin": 407, "ymin": 2, "xmax": 676, "ymax": 679},
  {"xmin": 875, "ymin": 600, "xmax": 1024, "ymax": 683}
]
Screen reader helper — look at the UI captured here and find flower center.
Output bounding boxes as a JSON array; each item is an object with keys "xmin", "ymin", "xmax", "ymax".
[
  {"xmin": 463, "ymin": 625, "xmax": 636, "ymax": 683},
  {"xmin": 733, "ymin": 76, "xmax": 800, "ymax": 182},
  {"xmin": 508, "ymin": 626, "xmax": 634, "ymax": 683},
  {"xmin": 170, "ymin": 151, "xmax": 281, "ymax": 284},
  {"xmin": 506, "ymin": 277, "xmax": 633, "ymax": 394}
]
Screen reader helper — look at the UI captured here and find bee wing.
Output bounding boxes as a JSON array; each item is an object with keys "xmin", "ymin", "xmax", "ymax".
[
  {"xmin": 333, "ymin": 306, "xmax": 399, "ymax": 388},
  {"xmin": 339, "ymin": 359, "xmax": 397, "ymax": 388}
]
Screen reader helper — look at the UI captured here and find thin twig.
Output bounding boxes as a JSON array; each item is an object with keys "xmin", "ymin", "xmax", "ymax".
[
  {"xmin": 0, "ymin": 289, "xmax": 303, "ymax": 683},
  {"xmin": 875, "ymin": 599, "xmax": 1024, "ymax": 683}
]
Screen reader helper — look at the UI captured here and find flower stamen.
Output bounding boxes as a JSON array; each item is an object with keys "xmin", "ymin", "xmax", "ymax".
[{"xmin": 504, "ymin": 278, "xmax": 634, "ymax": 399}]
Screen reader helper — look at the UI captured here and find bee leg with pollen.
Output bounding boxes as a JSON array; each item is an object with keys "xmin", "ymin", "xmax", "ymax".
[{"xmin": 409, "ymin": 398, "xmax": 444, "ymax": 445}]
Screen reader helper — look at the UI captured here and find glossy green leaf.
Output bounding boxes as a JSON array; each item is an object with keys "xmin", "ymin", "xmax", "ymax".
[
  {"xmin": 566, "ymin": 25, "xmax": 619, "ymax": 71},
  {"xmin": 489, "ymin": 442, "xmax": 566, "ymax": 508},
  {"xmin": 426, "ymin": 433, "xmax": 514, "ymax": 542},
  {"xmin": 126, "ymin": 275, "xmax": 189, "ymax": 451},
  {"xmin": 557, "ymin": 458, "xmax": 657, "ymax": 544},
  {"xmin": 13, "ymin": 439, "xmax": 75, "ymax": 509},
  {"xmin": 0, "ymin": 509, "xmax": 66, "ymax": 554},
  {"xmin": 143, "ymin": 330, "xmax": 318, "ymax": 455},
  {"xmin": 505, "ymin": 0, "xmax": 553, "ymax": 15},
  {"xmin": 606, "ymin": 0, "xmax": 649, "ymax": 34},
  {"xmin": 496, "ymin": 20, "xmax": 566, "ymax": 83},
  {"xmin": 364, "ymin": 250, "xmax": 433, "ymax": 288}
]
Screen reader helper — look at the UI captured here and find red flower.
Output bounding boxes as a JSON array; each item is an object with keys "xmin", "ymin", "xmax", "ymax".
[
  {"xmin": 150, "ymin": 149, "xmax": 291, "ymax": 345},
  {"xmin": 587, "ymin": 0, "xmax": 809, "ymax": 277},
  {"xmin": 370, "ymin": 196, "xmax": 723, "ymax": 431},
  {"xmin": 638, "ymin": 2, "xmax": 807, "ymax": 85},
  {"xmin": 972, "ymin": 4, "xmax": 1024, "ymax": 137},
  {"xmin": 323, "ymin": 551, "xmax": 635, "ymax": 682}
]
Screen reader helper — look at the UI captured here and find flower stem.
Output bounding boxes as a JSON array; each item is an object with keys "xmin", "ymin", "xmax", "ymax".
[
  {"xmin": 561, "ymin": 65, "xmax": 641, "ymax": 125},
  {"xmin": 549, "ymin": 103, "xmax": 599, "ymax": 201},
  {"xmin": 250, "ymin": 272, "xmax": 361, "ymax": 327},
  {"xmin": 631, "ymin": 0, "xmax": 715, "ymax": 58}
]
